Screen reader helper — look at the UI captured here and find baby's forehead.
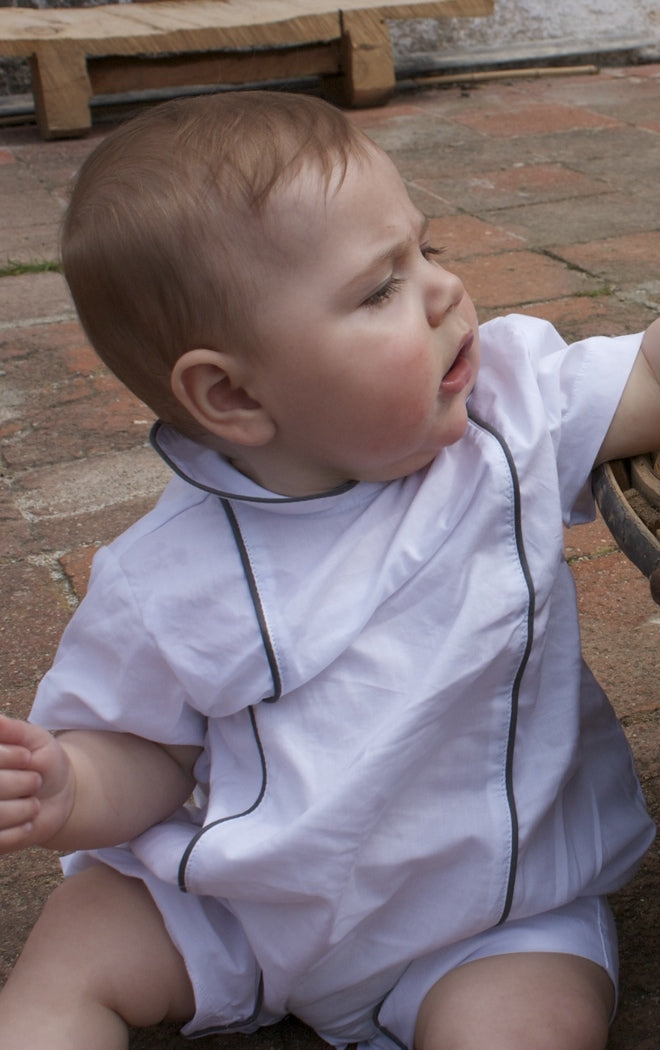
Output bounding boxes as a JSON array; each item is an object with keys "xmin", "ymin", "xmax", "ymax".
[
  {"xmin": 255, "ymin": 142, "xmax": 421, "ymax": 276},
  {"xmin": 262, "ymin": 138, "xmax": 388, "ymax": 217}
]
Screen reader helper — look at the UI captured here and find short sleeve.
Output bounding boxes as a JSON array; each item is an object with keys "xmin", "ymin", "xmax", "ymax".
[
  {"xmin": 535, "ymin": 327, "xmax": 642, "ymax": 524},
  {"xmin": 30, "ymin": 545, "xmax": 207, "ymax": 746},
  {"xmin": 477, "ymin": 316, "xmax": 642, "ymax": 526}
]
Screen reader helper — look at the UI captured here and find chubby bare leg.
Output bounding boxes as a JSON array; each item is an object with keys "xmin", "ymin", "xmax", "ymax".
[
  {"xmin": 415, "ymin": 951, "xmax": 614, "ymax": 1050},
  {"xmin": 0, "ymin": 864, "xmax": 195, "ymax": 1050}
]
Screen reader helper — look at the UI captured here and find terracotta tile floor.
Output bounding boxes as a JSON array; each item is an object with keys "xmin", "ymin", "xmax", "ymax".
[{"xmin": 1, "ymin": 64, "xmax": 658, "ymax": 1048}]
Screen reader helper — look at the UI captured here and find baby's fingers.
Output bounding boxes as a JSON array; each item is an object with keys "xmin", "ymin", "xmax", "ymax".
[
  {"xmin": 0, "ymin": 738, "xmax": 33, "ymax": 769},
  {"xmin": 0, "ymin": 774, "xmax": 41, "ymax": 853},
  {"xmin": 0, "ymin": 795, "xmax": 40, "ymax": 829},
  {"xmin": 0, "ymin": 802, "xmax": 41, "ymax": 852},
  {"xmin": 0, "ymin": 756, "xmax": 43, "ymax": 849},
  {"xmin": 0, "ymin": 713, "xmax": 47, "ymax": 752},
  {"xmin": 0, "ymin": 763, "xmax": 43, "ymax": 800}
]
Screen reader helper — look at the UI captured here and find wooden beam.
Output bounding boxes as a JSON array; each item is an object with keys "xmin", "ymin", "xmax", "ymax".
[
  {"xmin": 0, "ymin": 0, "xmax": 493, "ymax": 59},
  {"xmin": 89, "ymin": 43, "xmax": 342, "ymax": 97},
  {"xmin": 0, "ymin": 0, "xmax": 495, "ymax": 136},
  {"xmin": 30, "ymin": 44, "xmax": 92, "ymax": 138},
  {"xmin": 324, "ymin": 10, "xmax": 395, "ymax": 107}
]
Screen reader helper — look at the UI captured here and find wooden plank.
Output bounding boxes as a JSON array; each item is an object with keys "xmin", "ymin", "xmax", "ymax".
[
  {"xmin": 30, "ymin": 43, "xmax": 92, "ymax": 138},
  {"xmin": 0, "ymin": 0, "xmax": 493, "ymax": 136},
  {"xmin": 342, "ymin": 0, "xmax": 492, "ymax": 15},
  {"xmin": 0, "ymin": 2, "xmax": 341, "ymax": 54},
  {"xmin": 323, "ymin": 9, "xmax": 394, "ymax": 107},
  {"xmin": 89, "ymin": 41, "xmax": 342, "ymax": 95},
  {"xmin": 0, "ymin": 0, "xmax": 492, "ymax": 54}
]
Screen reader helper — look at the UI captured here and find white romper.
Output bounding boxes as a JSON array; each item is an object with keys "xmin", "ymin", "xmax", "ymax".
[{"xmin": 31, "ymin": 315, "xmax": 655, "ymax": 1046}]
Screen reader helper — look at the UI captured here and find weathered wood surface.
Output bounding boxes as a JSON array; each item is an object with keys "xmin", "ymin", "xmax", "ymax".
[
  {"xmin": 0, "ymin": 0, "xmax": 492, "ymax": 51},
  {"xmin": 0, "ymin": 0, "xmax": 494, "ymax": 137}
]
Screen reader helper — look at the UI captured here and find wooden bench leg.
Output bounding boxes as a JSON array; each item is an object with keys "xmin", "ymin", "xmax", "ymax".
[
  {"xmin": 325, "ymin": 9, "xmax": 395, "ymax": 107},
  {"xmin": 31, "ymin": 43, "xmax": 92, "ymax": 139}
]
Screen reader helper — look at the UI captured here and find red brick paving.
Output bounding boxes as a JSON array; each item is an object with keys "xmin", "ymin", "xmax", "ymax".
[
  {"xmin": 555, "ymin": 231, "xmax": 660, "ymax": 286},
  {"xmin": 451, "ymin": 99, "xmax": 624, "ymax": 137},
  {"xmin": 426, "ymin": 214, "xmax": 525, "ymax": 257},
  {"xmin": 0, "ymin": 64, "xmax": 658, "ymax": 1049},
  {"xmin": 513, "ymin": 296, "xmax": 658, "ymax": 343},
  {"xmin": 453, "ymin": 248, "xmax": 605, "ymax": 307}
]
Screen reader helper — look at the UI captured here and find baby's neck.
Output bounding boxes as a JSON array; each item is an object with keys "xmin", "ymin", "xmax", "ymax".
[{"xmin": 226, "ymin": 453, "xmax": 353, "ymax": 499}]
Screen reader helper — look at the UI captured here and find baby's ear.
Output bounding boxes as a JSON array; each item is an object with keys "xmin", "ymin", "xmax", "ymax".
[{"xmin": 171, "ymin": 349, "xmax": 276, "ymax": 447}]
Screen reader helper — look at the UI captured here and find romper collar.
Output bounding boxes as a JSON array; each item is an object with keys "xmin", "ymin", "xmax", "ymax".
[{"xmin": 150, "ymin": 420, "xmax": 360, "ymax": 506}]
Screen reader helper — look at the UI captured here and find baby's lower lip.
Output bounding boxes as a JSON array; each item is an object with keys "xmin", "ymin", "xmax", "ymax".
[{"xmin": 440, "ymin": 333, "xmax": 474, "ymax": 392}]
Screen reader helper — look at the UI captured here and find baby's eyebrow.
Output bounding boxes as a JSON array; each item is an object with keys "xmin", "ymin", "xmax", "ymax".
[{"xmin": 346, "ymin": 213, "xmax": 431, "ymax": 289}]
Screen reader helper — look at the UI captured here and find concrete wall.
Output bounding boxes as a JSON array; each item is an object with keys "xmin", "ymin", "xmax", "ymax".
[{"xmin": 393, "ymin": 0, "xmax": 660, "ymax": 73}]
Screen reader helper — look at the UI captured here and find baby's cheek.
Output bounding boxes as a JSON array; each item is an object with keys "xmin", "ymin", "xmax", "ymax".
[{"xmin": 375, "ymin": 396, "xmax": 434, "ymax": 452}]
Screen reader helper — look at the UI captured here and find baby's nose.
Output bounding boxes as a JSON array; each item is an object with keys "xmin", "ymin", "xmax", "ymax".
[{"xmin": 426, "ymin": 268, "xmax": 465, "ymax": 326}]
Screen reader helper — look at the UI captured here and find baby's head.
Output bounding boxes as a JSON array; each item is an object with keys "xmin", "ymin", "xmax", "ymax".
[
  {"xmin": 61, "ymin": 91, "xmax": 369, "ymax": 433},
  {"xmin": 63, "ymin": 91, "xmax": 479, "ymax": 496}
]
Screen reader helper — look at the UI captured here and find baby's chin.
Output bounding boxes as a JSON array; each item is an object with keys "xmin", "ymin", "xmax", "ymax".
[{"xmin": 367, "ymin": 436, "xmax": 469, "ymax": 485}]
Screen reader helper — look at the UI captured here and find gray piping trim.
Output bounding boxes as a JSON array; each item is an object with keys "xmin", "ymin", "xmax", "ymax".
[
  {"xmin": 177, "ymin": 500, "xmax": 281, "ymax": 892},
  {"xmin": 469, "ymin": 412, "xmax": 535, "ymax": 924}
]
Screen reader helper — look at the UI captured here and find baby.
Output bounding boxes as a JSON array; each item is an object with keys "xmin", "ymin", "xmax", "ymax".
[{"xmin": 0, "ymin": 90, "xmax": 658, "ymax": 1050}]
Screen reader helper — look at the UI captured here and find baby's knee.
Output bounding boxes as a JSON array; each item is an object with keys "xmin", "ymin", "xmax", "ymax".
[
  {"xmin": 30, "ymin": 864, "xmax": 110, "ymax": 936},
  {"xmin": 415, "ymin": 953, "xmax": 612, "ymax": 1050},
  {"xmin": 31, "ymin": 864, "xmax": 194, "ymax": 1025},
  {"xmin": 1, "ymin": 864, "xmax": 194, "ymax": 1046},
  {"xmin": 36, "ymin": 863, "xmax": 136, "ymax": 940}
]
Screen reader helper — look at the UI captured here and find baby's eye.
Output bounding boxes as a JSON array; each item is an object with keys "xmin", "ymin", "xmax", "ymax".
[{"xmin": 362, "ymin": 276, "xmax": 405, "ymax": 309}]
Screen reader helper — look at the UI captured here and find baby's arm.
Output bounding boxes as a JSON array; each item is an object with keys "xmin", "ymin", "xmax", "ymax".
[
  {"xmin": 596, "ymin": 316, "xmax": 660, "ymax": 464},
  {"xmin": 0, "ymin": 713, "xmax": 200, "ymax": 854}
]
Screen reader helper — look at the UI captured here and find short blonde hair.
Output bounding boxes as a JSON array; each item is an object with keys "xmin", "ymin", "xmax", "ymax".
[{"xmin": 61, "ymin": 91, "xmax": 369, "ymax": 427}]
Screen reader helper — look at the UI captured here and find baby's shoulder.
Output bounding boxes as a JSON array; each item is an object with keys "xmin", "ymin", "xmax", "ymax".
[
  {"xmin": 89, "ymin": 479, "xmax": 230, "ymax": 605},
  {"xmin": 479, "ymin": 313, "xmax": 566, "ymax": 362}
]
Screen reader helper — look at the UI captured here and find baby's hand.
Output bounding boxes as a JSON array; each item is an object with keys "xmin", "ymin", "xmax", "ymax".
[{"xmin": 0, "ymin": 714, "xmax": 75, "ymax": 853}]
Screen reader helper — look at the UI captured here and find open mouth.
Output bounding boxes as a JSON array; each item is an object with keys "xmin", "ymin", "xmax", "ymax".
[{"xmin": 440, "ymin": 331, "xmax": 474, "ymax": 392}]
